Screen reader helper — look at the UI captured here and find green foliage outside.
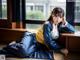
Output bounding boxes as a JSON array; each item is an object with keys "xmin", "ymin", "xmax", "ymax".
[
  {"xmin": 2, "ymin": 7, "xmax": 7, "ymax": 19},
  {"xmin": 26, "ymin": 11, "xmax": 45, "ymax": 20}
]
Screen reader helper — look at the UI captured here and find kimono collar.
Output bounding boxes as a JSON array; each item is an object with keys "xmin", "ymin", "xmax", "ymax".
[{"xmin": 48, "ymin": 21, "xmax": 53, "ymax": 30}]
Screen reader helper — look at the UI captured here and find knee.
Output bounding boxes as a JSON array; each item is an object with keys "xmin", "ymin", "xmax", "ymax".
[
  {"xmin": 54, "ymin": 52, "xmax": 65, "ymax": 60},
  {"xmin": 53, "ymin": 49, "xmax": 68, "ymax": 60},
  {"xmin": 60, "ymin": 48, "xmax": 68, "ymax": 56}
]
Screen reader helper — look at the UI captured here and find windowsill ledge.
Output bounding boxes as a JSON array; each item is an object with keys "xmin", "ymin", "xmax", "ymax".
[{"xmin": 0, "ymin": 28, "xmax": 37, "ymax": 33}]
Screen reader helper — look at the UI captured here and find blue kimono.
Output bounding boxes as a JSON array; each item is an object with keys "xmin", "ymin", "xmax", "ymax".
[{"xmin": 0, "ymin": 21, "xmax": 75, "ymax": 60}]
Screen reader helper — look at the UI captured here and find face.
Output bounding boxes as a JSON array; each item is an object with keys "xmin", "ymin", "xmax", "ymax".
[{"xmin": 52, "ymin": 15, "xmax": 63, "ymax": 25}]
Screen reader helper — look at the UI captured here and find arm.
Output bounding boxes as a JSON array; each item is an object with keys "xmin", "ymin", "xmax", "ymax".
[
  {"xmin": 60, "ymin": 21, "xmax": 75, "ymax": 33},
  {"xmin": 43, "ymin": 23, "xmax": 60, "ymax": 50}
]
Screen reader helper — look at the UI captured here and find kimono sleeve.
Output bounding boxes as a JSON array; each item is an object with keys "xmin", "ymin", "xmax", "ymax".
[
  {"xmin": 43, "ymin": 23, "xmax": 60, "ymax": 50},
  {"xmin": 60, "ymin": 22, "xmax": 75, "ymax": 33}
]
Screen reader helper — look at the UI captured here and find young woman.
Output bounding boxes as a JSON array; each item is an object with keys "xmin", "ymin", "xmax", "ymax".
[{"xmin": 0, "ymin": 7, "xmax": 75, "ymax": 60}]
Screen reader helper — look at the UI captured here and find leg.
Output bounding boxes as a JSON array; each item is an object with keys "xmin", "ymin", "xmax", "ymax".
[
  {"xmin": 0, "ymin": 32, "xmax": 36, "ymax": 58},
  {"xmin": 53, "ymin": 48, "xmax": 68, "ymax": 60},
  {"xmin": 54, "ymin": 52, "xmax": 65, "ymax": 60}
]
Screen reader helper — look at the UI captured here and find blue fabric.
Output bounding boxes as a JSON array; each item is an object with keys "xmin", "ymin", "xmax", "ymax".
[
  {"xmin": 43, "ymin": 21, "xmax": 60, "ymax": 50},
  {"xmin": 43, "ymin": 21, "xmax": 75, "ymax": 50},
  {"xmin": 59, "ymin": 23, "xmax": 75, "ymax": 33},
  {"xmin": 0, "ymin": 32, "xmax": 53, "ymax": 59},
  {"xmin": 0, "ymin": 21, "xmax": 75, "ymax": 60}
]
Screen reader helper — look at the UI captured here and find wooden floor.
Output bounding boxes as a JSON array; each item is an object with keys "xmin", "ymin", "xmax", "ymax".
[
  {"xmin": 6, "ymin": 53, "xmax": 80, "ymax": 60},
  {"xmin": 0, "ymin": 45, "xmax": 80, "ymax": 60},
  {"xmin": 54, "ymin": 52, "xmax": 80, "ymax": 60},
  {"xmin": 67, "ymin": 52, "xmax": 80, "ymax": 60}
]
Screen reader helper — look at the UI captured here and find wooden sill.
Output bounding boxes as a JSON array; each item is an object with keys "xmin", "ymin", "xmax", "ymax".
[{"xmin": 0, "ymin": 28, "xmax": 37, "ymax": 33}]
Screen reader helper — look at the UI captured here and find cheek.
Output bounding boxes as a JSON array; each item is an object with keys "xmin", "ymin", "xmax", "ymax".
[
  {"xmin": 53, "ymin": 17, "xmax": 55, "ymax": 20},
  {"xmin": 58, "ymin": 18, "xmax": 62, "ymax": 22},
  {"xmin": 53, "ymin": 17, "xmax": 58, "ymax": 22}
]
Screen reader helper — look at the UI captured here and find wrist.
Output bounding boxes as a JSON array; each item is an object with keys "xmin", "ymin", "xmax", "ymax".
[{"xmin": 62, "ymin": 21, "xmax": 68, "ymax": 26}]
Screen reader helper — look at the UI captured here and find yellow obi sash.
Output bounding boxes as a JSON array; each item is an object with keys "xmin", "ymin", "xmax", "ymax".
[
  {"xmin": 35, "ymin": 26, "xmax": 50, "ymax": 49},
  {"xmin": 35, "ymin": 27, "xmax": 45, "ymax": 44}
]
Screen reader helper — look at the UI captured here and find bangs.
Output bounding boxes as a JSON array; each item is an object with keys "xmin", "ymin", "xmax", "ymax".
[
  {"xmin": 54, "ymin": 13, "xmax": 64, "ymax": 17},
  {"xmin": 52, "ymin": 7, "xmax": 64, "ymax": 17}
]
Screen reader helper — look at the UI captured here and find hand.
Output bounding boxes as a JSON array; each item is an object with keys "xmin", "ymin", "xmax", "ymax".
[
  {"xmin": 53, "ymin": 18, "xmax": 63, "ymax": 25},
  {"xmin": 62, "ymin": 17, "xmax": 67, "ymax": 25}
]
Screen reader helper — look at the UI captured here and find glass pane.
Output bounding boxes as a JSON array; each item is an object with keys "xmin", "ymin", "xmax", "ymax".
[
  {"xmin": 25, "ymin": 0, "xmax": 66, "ymax": 29},
  {"xmin": 26, "ymin": 24, "xmax": 42, "ymax": 30},
  {"xmin": 0, "ymin": 0, "xmax": 2, "ymax": 19},
  {"xmin": 75, "ymin": 0, "xmax": 80, "ymax": 31},
  {"xmin": 75, "ymin": 26, "xmax": 80, "ymax": 31},
  {"xmin": 0, "ymin": 0, "xmax": 7, "ymax": 19},
  {"xmin": 25, "ymin": 0, "xmax": 66, "ymax": 21},
  {"xmin": 75, "ymin": 1, "xmax": 80, "ymax": 23}
]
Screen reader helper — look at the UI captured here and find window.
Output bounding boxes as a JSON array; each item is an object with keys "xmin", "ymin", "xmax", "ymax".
[
  {"xmin": 26, "ymin": 3, "xmax": 45, "ymax": 20},
  {"xmin": 0, "ymin": 0, "xmax": 7, "ymax": 19},
  {"xmin": 25, "ymin": 0, "xmax": 66, "ymax": 29},
  {"xmin": 75, "ymin": 1, "xmax": 80, "ymax": 23},
  {"xmin": 35, "ymin": 5, "xmax": 44, "ymax": 12},
  {"xmin": 75, "ymin": 0, "xmax": 80, "ymax": 30}
]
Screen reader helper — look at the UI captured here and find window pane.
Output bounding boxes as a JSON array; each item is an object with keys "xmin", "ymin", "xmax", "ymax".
[
  {"xmin": 75, "ymin": 0, "xmax": 80, "ymax": 23},
  {"xmin": 26, "ymin": 24, "xmax": 42, "ymax": 30},
  {"xmin": 26, "ymin": 0, "xmax": 66, "ymax": 20},
  {"xmin": 0, "ymin": 0, "xmax": 7, "ymax": 19},
  {"xmin": 75, "ymin": 0, "xmax": 80, "ymax": 31},
  {"xmin": 25, "ymin": 0, "xmax": 66, "ymax": 29},
  {"xmin": 75, "ymin": 26, "xmax": 80, "ymax": 31}
]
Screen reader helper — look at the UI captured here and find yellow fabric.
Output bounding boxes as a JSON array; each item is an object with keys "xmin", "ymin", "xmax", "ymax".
[
  {"xmin": 35, "ymin": 27, "xmax": 50, "ymax": 49},
  {"xmin": 35, "ymin": 27, "xmax": 45, "ymax": 44}
]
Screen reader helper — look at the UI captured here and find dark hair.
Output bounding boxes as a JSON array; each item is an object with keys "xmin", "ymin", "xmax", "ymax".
[{"xmin": 48, "ymin": 7, "xmax": 64, "ymax": 21}]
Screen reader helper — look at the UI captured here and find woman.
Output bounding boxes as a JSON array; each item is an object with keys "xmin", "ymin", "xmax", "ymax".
[{"xmin": 0, "ymin": 7, "xmax": 75, "ymax": 60}]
